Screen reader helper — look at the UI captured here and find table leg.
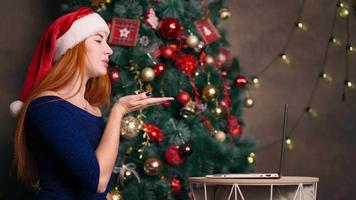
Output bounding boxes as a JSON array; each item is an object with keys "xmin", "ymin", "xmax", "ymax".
[
  {"xmin": 292, "ymin": 184, "xmax": 302, "ymax": 200},
  {"xmin": 227, "ymin": 185, "xmax": 234, "ymax": 200},
  {"xmin": 204, "ymin": 183, "xmax": 207, "ymax": 200},
  {"xmin": 270, "ymin": 184, "xmax": 274, "ymax": 200},
  {"xmin": 313, "ymin": 183, "xmax": 318, "ymax": 200},
  {"xmin": 189, "ymin": 183, "xmax": 196, "ymax": 200}
]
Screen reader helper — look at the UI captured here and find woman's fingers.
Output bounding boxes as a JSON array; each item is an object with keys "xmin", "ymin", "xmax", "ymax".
[{"xmin": 128, "ymin": 97, "xmax": 174, "ymax": 112}]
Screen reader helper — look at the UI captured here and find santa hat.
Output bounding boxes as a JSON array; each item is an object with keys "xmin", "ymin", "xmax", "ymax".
[{"xmin": 9, "ymin": 7, "xmax": 110, "ymax": 117}]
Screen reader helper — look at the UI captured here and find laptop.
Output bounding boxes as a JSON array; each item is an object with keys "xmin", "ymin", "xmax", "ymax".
[{"xmin": 205, "ymin": 104, "xmax": 288, "ymax": 179}]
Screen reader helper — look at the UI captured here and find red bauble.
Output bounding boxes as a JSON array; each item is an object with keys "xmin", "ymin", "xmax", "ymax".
[
  {"xmin": 162, "ymin": 100, "xmax": 172, "ymax": 108},
  {"xmin": 158, "ymin": 17, "xmax": 183, "ymax": 40},
  {"xmin": 170, "ymin": 177, "xmax": 183, "ymax": 195},
  {"xmin": 108, "ymin": 67, "xmax": 120, "ymax": 83},
  {"xmin": 160, "ymin": 46, "xmax": 175, "ymax": 59},
  {"xmin": 153, "ymin": 62, "xmax": 166, "ymax": 76},
  {"xmin": 229, "ymin": 116, "xmax": 242, "ymax": 137},
  {"xmin": 176, "ymin": 91, "xmax": 191, "ymax": 105},
  {"xmin": 236, "ymin": 75, "xmax": 247, "ymax": 87},
  {"xmin": 143, "ymin": 124, "xmax": 163, "ymax": 142},
  {"xmin": 175, "ymin": 54, "xmax": 198, "ymax": 76},
  {"xmin": 165, "ymin": 145, "xmax": 184, "ymax": 166}
]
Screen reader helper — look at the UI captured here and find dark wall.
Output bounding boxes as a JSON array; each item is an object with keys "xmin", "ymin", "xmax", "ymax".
[
  {"xmin": 0, "ymin": 0, "xmax": 61, "ymax": 199},
  {"xmin": 221, "ymin": 0, "xmax": 356, "ymax": 199},
  {"xmin": 1, "ymin": 0, "xmax": 355, "ymax": 199}
]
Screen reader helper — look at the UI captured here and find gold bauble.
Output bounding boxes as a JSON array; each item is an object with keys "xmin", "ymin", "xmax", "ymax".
[
  {"xmin": 205, "ymin": 55, "xmax": 215, "ymax": 65},
  {"xmin": 211, "ymin": 105, "xmax": 224, "ymax": 117},
  {"xmin": 186, "ymin": 34, "xmax": 199, "ymax": 48},
  {"xmin": 202, "ymin": 84, "xmax": 218, "ymax": 101},
  {"xmin": 144, "ymin": 157, "xmax": 163, "ymax": 175},
  {"xmin": 219, "ymin": 7, "xmax": 231, "ymax": 20},
  {"xmin": 338, "ymin": 7, "xmax": 349, "ymax": 18},
  {"xmin": 141, "ymin": 67, "xmax": 155, "ymax": 82},
  {"xmin": 105, "ymin": 0, "xmax": 112, "ymax": 3},
  {"xmin": 214, "ymin": 130, "xmax": 226, "ymax": 142},
  {"xmin": 110, "ymin": 187, "xmax": 124, "ymax": 200},
  {"xmin": 120, "ymin": 116, "xmax": 142, "ymax": 139},
  {"xmin": 244, "ymin": 97, "xmax": 254, "ymax": 108},
  {"xmin": 180, "ymin": 100, "xmax": 196, "ymax": 118}
]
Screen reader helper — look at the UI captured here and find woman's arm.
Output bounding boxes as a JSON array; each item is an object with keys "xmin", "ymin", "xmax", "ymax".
[{"xmin": 95, "ymin": 92, "xmax": 173, "ymax": 193}]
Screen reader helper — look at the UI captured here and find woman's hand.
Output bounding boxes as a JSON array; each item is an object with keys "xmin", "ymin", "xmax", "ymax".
[{"xmin": 112, "ymin": 92, "xmax": 174, "ymax": 116}]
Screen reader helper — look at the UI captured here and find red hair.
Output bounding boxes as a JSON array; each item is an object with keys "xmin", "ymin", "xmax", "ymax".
[{"xmin": 13, "ymin": 40, "xmax": 111, "ymax": 185}]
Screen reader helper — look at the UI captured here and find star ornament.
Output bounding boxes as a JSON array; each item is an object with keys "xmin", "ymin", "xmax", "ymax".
[{"xmin": 120, "ymin": 28, "xmax": 130, "ymax": 38}]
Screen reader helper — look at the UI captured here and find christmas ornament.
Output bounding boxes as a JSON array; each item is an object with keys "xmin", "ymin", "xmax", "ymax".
[
  {"xmin": 179, "ymin": 100, "xmax": 196, "ymax": 118},
  {"xmin": 108, "ymin": 18, "xmax": 140, "ymax": 46},
  {"xmin": 144, "ymin": 8, "xmax": 159, "ymax": 29},
  {"xmin": 165, "ymin": 145, "xmax": 185, "ymax": 166},
  {"xmin": 219, "ymin": 7, "xmax": 231, "ymax": 20},
  {"xmin": 214, "ymin": 130, "xmax": 226, "ymax": 142},
  {"xmin": 158, "ymin": 17, "xmax": 183, "ymax": 40},
  {"xmin": 160, "ymin": 45, "xmax": 176, "ymax": 59},
  {"xmin": 144, "ymin": 157, "xmax": 163, "ymax": 175},
  {"xmin": 120, "ymin": 116, "xmax": 142, "ymax": 139},
  {"xmin": 175, "ymin": 54, "xmax": 198, "ymax": 76},
  {"xmin": 218, "ymin": 48, "xmax": 232, "ymax": 67},
  {"xmin": 143, "ymin": 124, "xmax": 164, "ymax": 142},
  {"xmin": 202, "ymin": 83, "xmax": 218, "ymax": 101},
  {"xmin": 235, "ymin": 75, "xmax": 247, "ymax": 87},
  {"xmin": 195, "ymin": 18, "xmax": 221, "ymax": 44},
  {"xmin": 139, "ymin": 36, "xmax": 150, "ymax": 46},
  {"xmin": 229, "ymin": 115, "xmax": 242, "ymax": 137},
  {"xmin": 170, "ymin": 177, "xmax": 183, "ymax": 195},
  {"xmin": 211, "ymin": 105, "xmax": 224, "ymax": 117},
  {"xmin": 161, "ymin": 99, "xmax": 172, "ymax": 108},
  {"xmin": 179, "ymin": 143, "xmax": 193, "ymax": 157},
  {"xmin": 110, "ymin": 186, "xmax": 124, "ymax": 200},
  {"xmin": 186, "ymin": 34, "xmax": 200, "ymax": 48},
  {"xmin": 176, "ymin": 91, "xmax": 191, "ymax": 105},
  {"xmin": 153, "ymin": 62, "xmax": 166, "ymax": 76},
  {"xmin": 205, "ymin": 55, "xmax": 215, "ymax": 65},
  {"xmin": 117, "ymin": 163, "xmax": 141, "ymax": 186},
  {"xmin": 244, "ymin": 97, "xmax": 254, "ymax": 108},
  {"xmin": 108, "ymin": 67, "xmax": 120, "ymax": 84},
  {"xmin": 140, "ymin": 67, "xmax": 155, "ymax": 82}
]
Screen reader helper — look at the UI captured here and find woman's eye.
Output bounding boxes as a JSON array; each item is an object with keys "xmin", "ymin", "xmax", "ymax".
[{"xmin": 95, "ymin": 40, "xmax": 102, "ymax": 44}]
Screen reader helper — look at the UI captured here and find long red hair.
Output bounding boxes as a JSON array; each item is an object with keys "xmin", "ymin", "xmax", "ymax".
[{"xmin": 13, "ymin": 40, "xmax": 111, "ymax": 185}]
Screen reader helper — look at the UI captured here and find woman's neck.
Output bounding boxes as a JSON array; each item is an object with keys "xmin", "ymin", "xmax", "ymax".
[{"xmin": 56, "ymin": 73, "xmax": 89, "ymax": 101}]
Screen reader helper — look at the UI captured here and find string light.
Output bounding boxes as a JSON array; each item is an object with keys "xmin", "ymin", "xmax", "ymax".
[
  {"xmin": 345, "ymin": 80, "xmax": 355, "ymax": 89},
  {"xmin": 247, "ymin": 152, "xmax": 255, "ymax": 164},
  {"xmin": 320, "ymin": 72, "xmax": 333, "ymax": 82},
  {"xmin": 329, "ymin": 36, "xmax": 341, "ymax": 46},
  {"xmin": 296, "ymin": 21, "xmax": 308, "ymax": 31},
  {"xmin": 286, "ymin": 137, "xmax": 294, "ymax": 150},
  {"xmin": 305, "ymin": 106, "xmax": 318, "ymax": 118},
  {"xmin": 279, "ymin": 53, "xmax": 291, "ymax": 64},
  {"xmin": 251, "ymin": 77, "xmax": 260, "ymax": 88}
]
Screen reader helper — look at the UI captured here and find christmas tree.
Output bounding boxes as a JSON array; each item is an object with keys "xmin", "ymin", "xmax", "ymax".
[{"xmin": 62, "ymin": 0, "xmax": 255, "ymax": 199}]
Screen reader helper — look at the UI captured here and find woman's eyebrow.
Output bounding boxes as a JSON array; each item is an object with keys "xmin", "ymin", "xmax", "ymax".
[{"xmin": 95, "ymin": 33, "xmax": 104, "ymax": 39}]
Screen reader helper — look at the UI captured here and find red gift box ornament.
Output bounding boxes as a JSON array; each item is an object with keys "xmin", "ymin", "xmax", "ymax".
[
  {"xmin": 108, "ymin": 18, "xmax": 140, "ymax": 47},
  {"xmin": 194, "ymin": 18, "xmax": 221, "ymax": 45}
]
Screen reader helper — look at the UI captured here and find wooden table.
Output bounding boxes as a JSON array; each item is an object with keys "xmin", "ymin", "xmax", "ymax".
[{"xmin": 189, "ymin": 176, "xmax": 319, "ymax": 200}]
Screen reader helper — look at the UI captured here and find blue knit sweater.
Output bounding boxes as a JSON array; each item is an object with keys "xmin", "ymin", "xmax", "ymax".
[{"xmin": 25, "ymin": 96, "xmax": 108, "ymax": 200}]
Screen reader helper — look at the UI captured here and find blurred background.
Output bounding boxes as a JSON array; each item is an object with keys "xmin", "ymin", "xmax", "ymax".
[{"xmin": 1, "ymin": 0, "xmax": 355, "ymax": 199}]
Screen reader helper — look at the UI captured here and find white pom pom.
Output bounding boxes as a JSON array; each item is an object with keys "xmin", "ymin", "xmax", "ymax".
[{"xmin": 9, "ymin": 100, "xmax": 24, "ymax": 117}]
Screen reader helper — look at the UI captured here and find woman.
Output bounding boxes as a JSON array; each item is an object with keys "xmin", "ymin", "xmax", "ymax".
[{"xmin": 11, "ymin": 7, "xmax": 173, "ymax": 199}]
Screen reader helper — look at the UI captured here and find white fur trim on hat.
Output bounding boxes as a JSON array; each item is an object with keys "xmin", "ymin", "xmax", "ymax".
[
  {"xmin": 53, "ymin": 12, "xmax": 110, "ymax": 62},
  {"xmin": 10, "ymin": 100, "xmax": 24, "ymax": 117}
]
